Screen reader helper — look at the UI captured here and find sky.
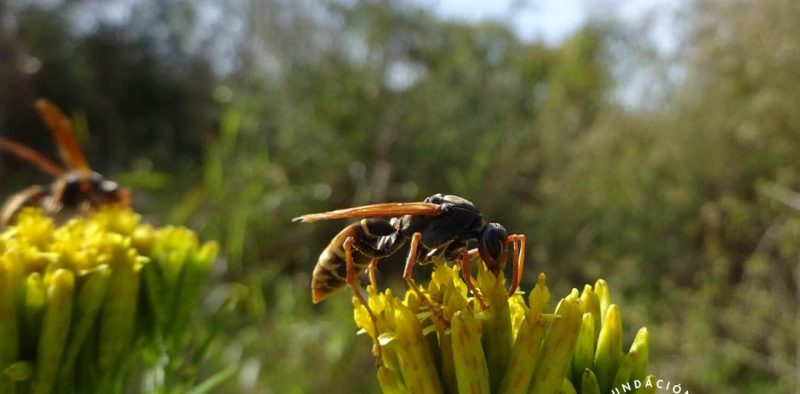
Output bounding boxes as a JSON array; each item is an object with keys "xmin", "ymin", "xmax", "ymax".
[
  {"xmin": 426, "ymin": 0, "xmax": 683, "ymax": 107},
  {"xmin": 426, "ymin": 0, "xmax": 676, "ymax": 46},
  {"xmin": 429, "ymin": 0, "xmax": 584, "ymax": 43}
]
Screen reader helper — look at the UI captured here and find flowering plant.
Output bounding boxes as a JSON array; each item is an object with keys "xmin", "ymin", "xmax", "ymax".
[
  {"xmin": 353, "ymin": 261, "xmax": 652, "ymax": 394},
  {"xmin": 0, "ymin": 207, "xmax": 217, "ymax": 394}
]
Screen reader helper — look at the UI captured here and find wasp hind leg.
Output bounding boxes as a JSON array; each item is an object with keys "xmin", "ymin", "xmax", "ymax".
[{"xmin": 343, "ymin": 237, "xmax": 383, "ymax": 366}]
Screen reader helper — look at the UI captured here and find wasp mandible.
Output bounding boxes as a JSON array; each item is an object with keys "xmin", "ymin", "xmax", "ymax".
[{"xmin": 0, "ymin": 99, "xmax": 130, "ymax": 225}]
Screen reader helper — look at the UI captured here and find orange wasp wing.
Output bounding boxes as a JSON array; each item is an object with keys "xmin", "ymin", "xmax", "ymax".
[
  {"xmin": 34, "ymin": 99, "xmax": 92, "ymax": 175},
  {"xmin": 0, "ymin": 137, "xmax": 65, "ymax": 177},
  {"xmin": 292, "ymin": 202, "xmax": 442, "ymax": 223}
]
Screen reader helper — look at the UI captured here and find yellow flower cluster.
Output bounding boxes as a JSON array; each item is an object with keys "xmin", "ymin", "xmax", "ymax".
[
  {"xmin": 353, "ymin": 261, "xmax": 652, "ymax": 394},
  {"xmin": 0, "ymin": 207, "xmax": 217, "ymax": 394}
]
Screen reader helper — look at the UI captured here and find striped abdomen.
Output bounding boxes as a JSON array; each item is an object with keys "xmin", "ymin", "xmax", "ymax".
[{"xmin": 310, "ymin": 219, "xmax": 398, "ymax": 303}]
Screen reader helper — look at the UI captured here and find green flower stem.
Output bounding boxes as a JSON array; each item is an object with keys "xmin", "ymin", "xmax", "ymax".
[
  {"xmin": 59, "ymin": 265, "xmax": 111, "ymax": 383},
  {"xmin": 452, "ymin": 311, "xmax": 490, "ymax": 394},
  {"xmin": 611, "ymin": 329, "xmax": 650, "ymax": 393},
  {"xmin": 497, "ymin": 274, "xmax": 550, "ymax": 394},
  {"xmin": 560, "ymin": 379, "xmax": 577, "ymax": 394},
  {"xmin": 579, "ymin": 285, "xmax": 601, "ymax": 340},
  {"xmin": 377, "ymin": 365, "xmax": 409, "ymax": 394},
  {"xmin": 150, "ymin": 228, "xmax": 190, "ymax": 332},
  {"xmin": 142, "ymin": 262, "xmax": 168, "ymax": 332},
  {"xmin": 478, "ymin": 267, "xmax": 512, "ymax": 392},
  {"xmin": 581, "ymin": 369, "xmax": 601, "ymax": 394},
  {"xmin": 498, "ymin": 317, "xmax": 546, "ymax": 394},
  {"xmin": 594, "ymin": 280, "xmax": 610, "ymax": 325},
  {"xmin": 0, "ymin": 261, "xmax": 19, "ymax": 392},
  {"xmin": 171, "ymin": 242, "xmax": 218, "ymax": 336},
  {"xmin": 594, "ymin": 304, "xmax": 623, "ymax": 393},
  {"xmin": 629, "ymin": 328, "xmax": 649, "ymax": 384},
  {"xmin": 529, "ymin": 294, "xmax": 582, "ymax": 394},
  {"xmin": 437, "ymin": 331, "xmax": 458, "ymax": 394},
  {"xmin": 571, "ymin": 312, "xmax": 595, "ymax": 390},
  {"xmin": 23, "ymin": 273, "xmax": 46, "ymax": 356},
  {"xmin": 98, "ymin": 242, "xmax": 141, "ymax": 380},
  {"xmin": 428, "ymin": 263, "xmax": 466, "ymax": 394},
  {"xmin": 31, "ymin": 269, "xmax": 74, "ymax": 394},
  {"xmin": 393, "ymin": 299, "xmax": 444, "ymax": 394},
  {"xmin": 611, "ymin": 348, "xmax": 636, "ymax": 390}
]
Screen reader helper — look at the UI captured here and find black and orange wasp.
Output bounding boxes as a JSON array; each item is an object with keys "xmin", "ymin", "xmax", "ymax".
[
  {"xmin": 293, "ymin": 193, "xmax": 527, "ymax": 319},
  {"xmin": 0, "ymin": 99, "xmax": 130, "ymax": 225}
]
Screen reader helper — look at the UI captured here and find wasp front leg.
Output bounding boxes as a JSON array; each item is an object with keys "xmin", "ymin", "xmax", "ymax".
[
  {"xmin": 506, "ymin": 234, "xmax": 526, "ymax": 297},
  {"xmin": 457, "ymin": 248, "xmax": 488, "ymax": 310}
]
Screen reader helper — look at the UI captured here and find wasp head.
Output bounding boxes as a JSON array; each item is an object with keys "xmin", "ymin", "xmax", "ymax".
[{"xmin": 478, "ymin": 222, "xmax": 508, "ymax": 273}]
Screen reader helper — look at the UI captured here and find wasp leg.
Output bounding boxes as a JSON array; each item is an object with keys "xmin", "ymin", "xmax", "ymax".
[
  {"xmin": 403, "ymin": 232, "xmax": 450, "ymax": 326},
  {"xmin": 43, "ymin": 176, "xmax": 67, "ymax": 214},
  {"xmin": 458, "ymin": 248, "xmax": 488, "ymax": 310},
  {"xmin": 343, "ymin": 237, "xmax": 382, "ymax": 365},
  {"xmin": 368, "ymin": 259, "xmax": 379, "ymax": 291},
  {"xmin": 0, "ymin": 185, "xmax": 48, "ymax": 226},
  {"xmin": 506, "ymin": 234, "xmax": 527, "ymax": 297}
]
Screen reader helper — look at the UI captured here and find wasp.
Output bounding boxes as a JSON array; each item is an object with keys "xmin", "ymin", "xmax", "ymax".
[
  {"xmin": 0, "ymin": 99, "xmax": 130, "ymax": 225},
  {"xmin": 294, "ymin": 193, "xmax": 527, "ymax": 317}
]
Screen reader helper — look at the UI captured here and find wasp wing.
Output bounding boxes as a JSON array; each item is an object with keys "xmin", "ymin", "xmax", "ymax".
[
  {"xmin": 292, "ymin": 202, "xmax": 441, "ymax": 223},
  {"xmin": 0, "ymin": 137, "xmax": 65, "ymax": 177},
  {"xmin": 34, "ymin": 99, "xmax": 92, "ymax": 175}
]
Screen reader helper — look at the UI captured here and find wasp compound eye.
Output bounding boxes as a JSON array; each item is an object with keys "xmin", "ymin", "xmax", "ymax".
[{"xmin": 479, "ymin": 222, "xmax": 508, "ymax": 272}]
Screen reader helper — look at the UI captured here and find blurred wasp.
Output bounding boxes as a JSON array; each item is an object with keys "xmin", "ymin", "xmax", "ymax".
[
  {"xmin": 294, "ymin": 193, "xmax": 526, "ymax": 320},
  {"xmin": 0, "ymin": 99, "xmax": 130, "ymax": 225}
]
